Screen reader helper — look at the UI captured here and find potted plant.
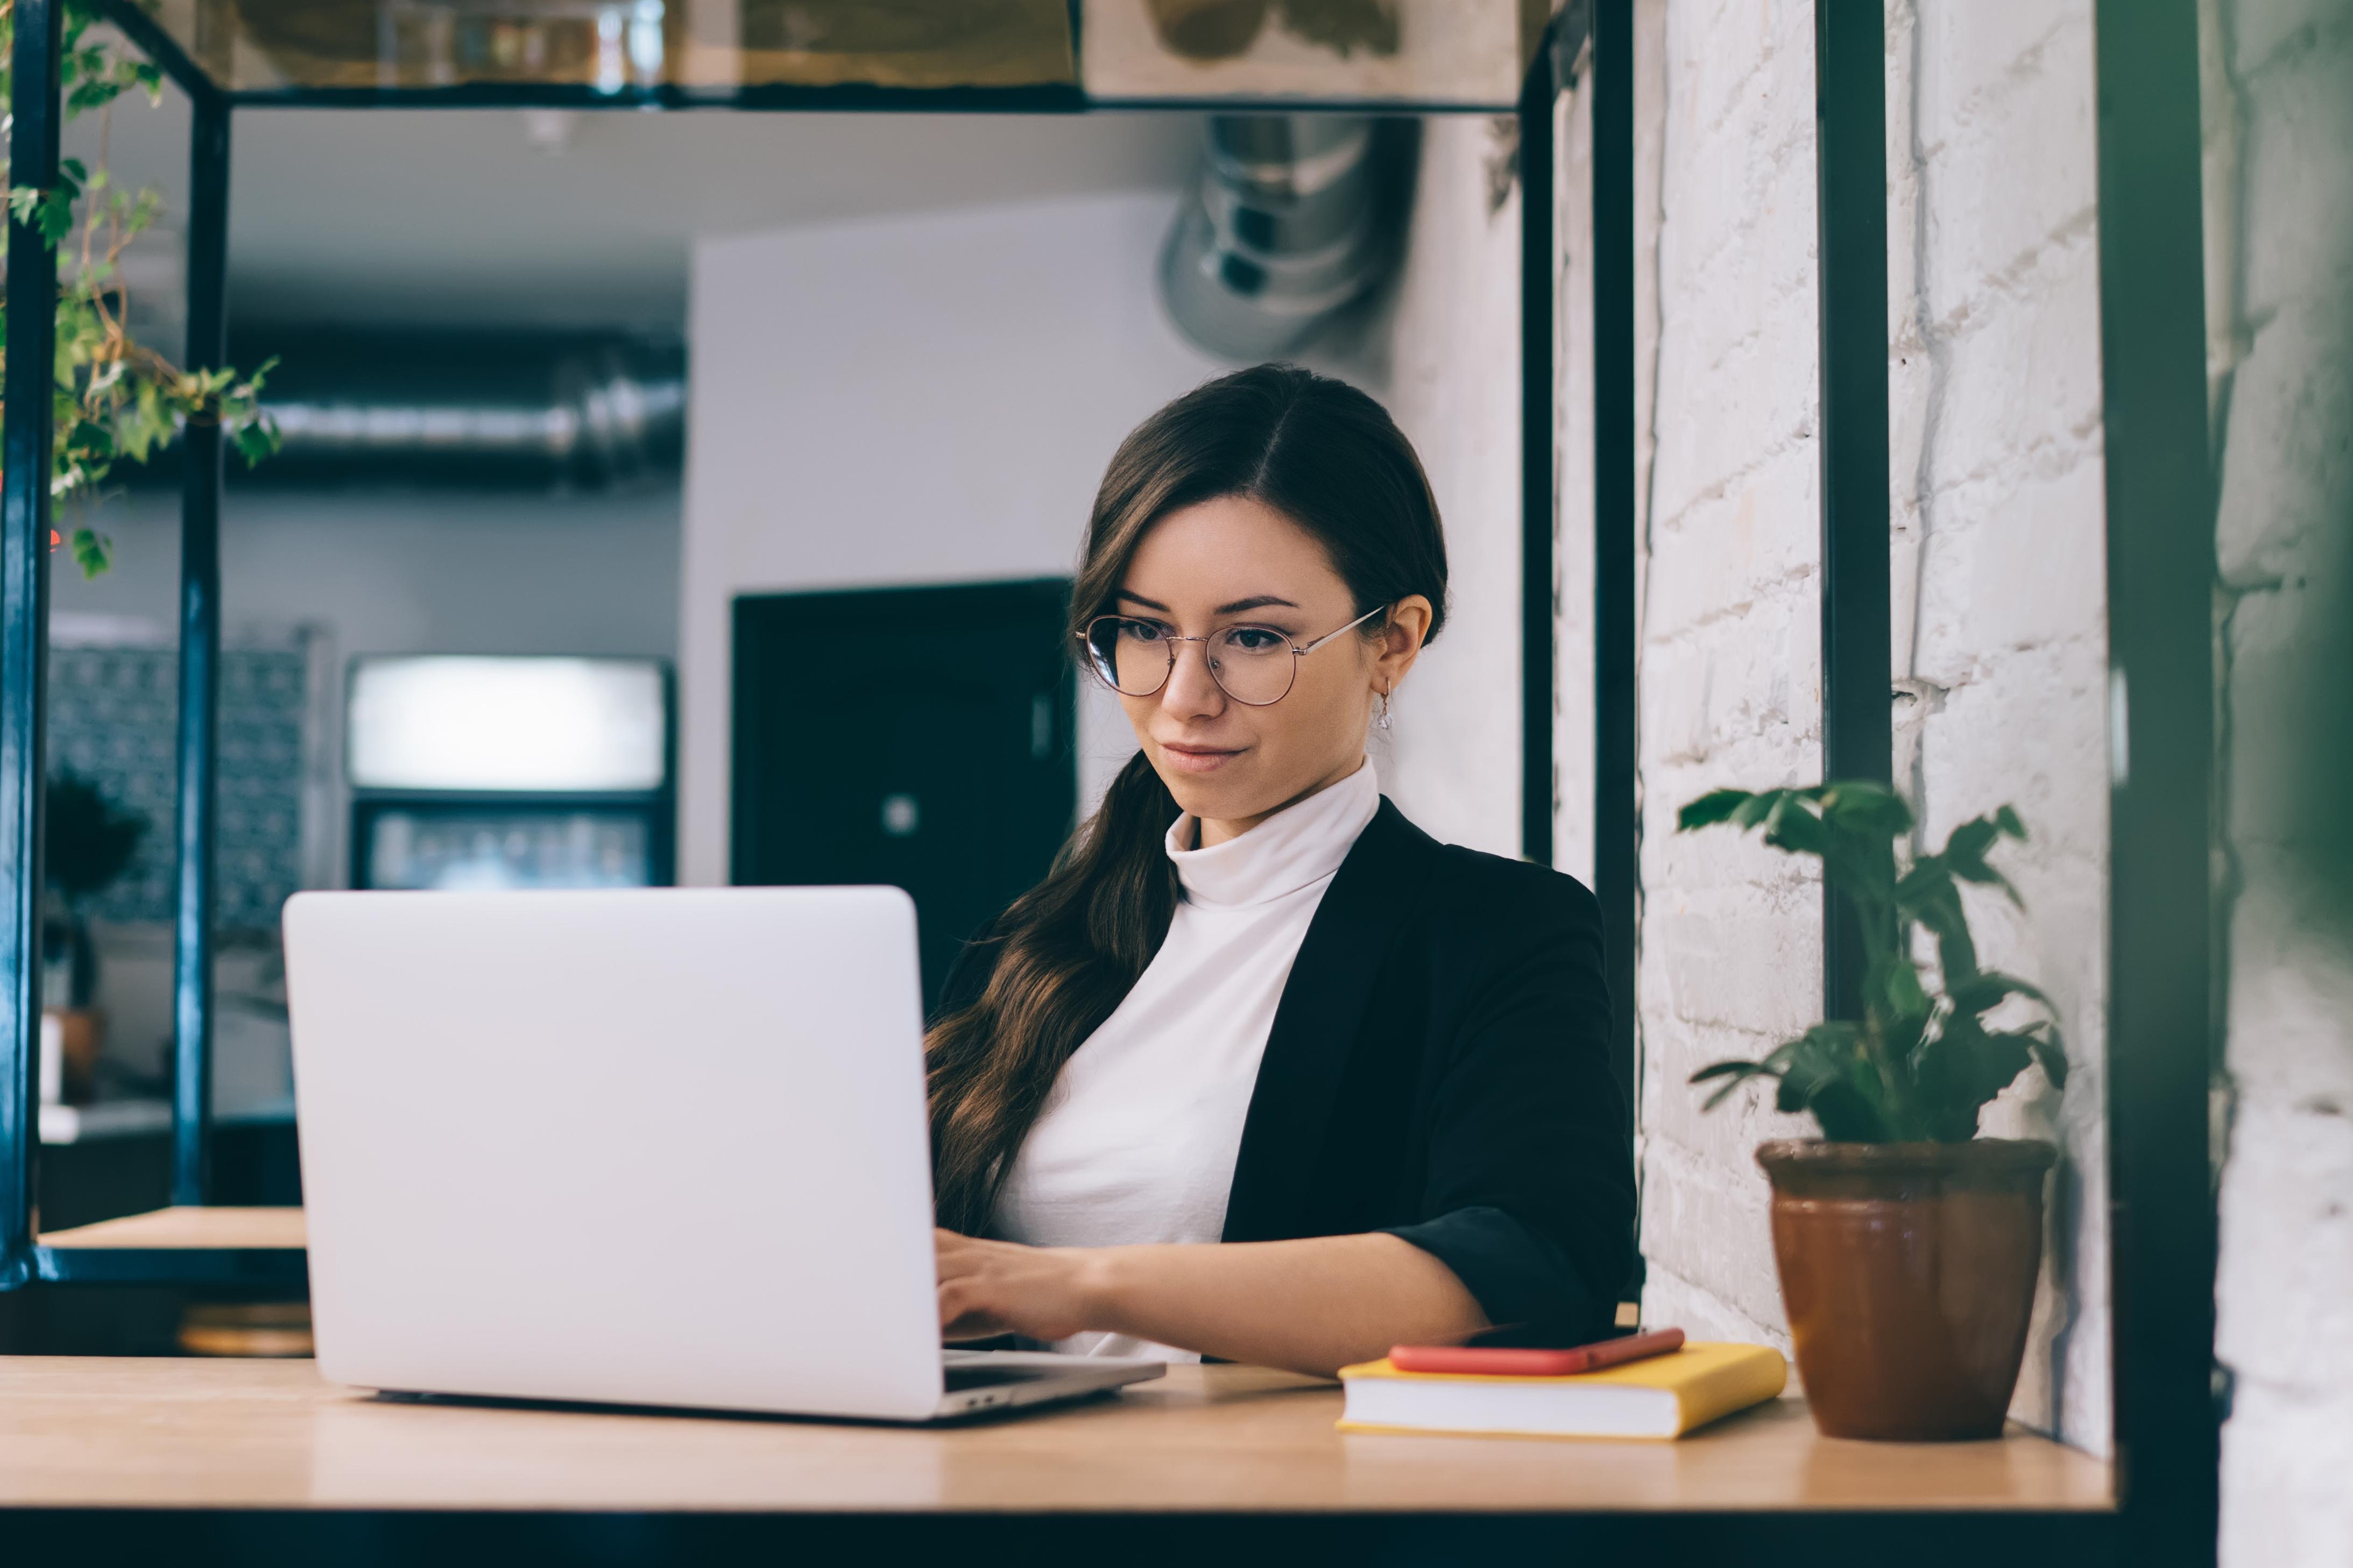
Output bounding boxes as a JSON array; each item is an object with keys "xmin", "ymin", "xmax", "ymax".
[
  {"xmin": 40, "ymin": 767, "xmax": 145, "ymax": 1102},
  {"xmin": 1677, "ymin": 782, "xmax": 2067, "ymax": 1442}
]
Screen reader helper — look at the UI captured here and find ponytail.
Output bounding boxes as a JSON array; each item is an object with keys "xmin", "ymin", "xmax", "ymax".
[{"xmin": 925, "ymin": 751, "xmax": 1180, "ymax": 1233}]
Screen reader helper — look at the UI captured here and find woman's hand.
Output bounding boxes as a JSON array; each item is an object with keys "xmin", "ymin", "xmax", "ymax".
[{"xmin": 934, "ymin": 1229, "xmax": 1107, "ymax": 1344}]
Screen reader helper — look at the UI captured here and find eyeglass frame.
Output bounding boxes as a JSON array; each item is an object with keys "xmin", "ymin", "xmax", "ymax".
[{"xmin": 1076, "ymin": 604, "xmax": 1391, "ymax": 707}]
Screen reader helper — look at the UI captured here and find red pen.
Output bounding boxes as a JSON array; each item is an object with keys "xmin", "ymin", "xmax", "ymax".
[{"xmin": 1387, "ymin": 1326, "xmax": 1687, "ymax": 1378}]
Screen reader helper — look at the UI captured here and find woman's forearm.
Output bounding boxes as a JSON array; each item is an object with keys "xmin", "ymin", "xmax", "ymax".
[{"xmin": 1081, "ymin": 1233, "xmax": 1486, "ymax": 1378}]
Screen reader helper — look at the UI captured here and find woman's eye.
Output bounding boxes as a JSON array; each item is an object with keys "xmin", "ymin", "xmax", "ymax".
[
  {"xmin": 1118, "ymin": 620, "xmax": 1168, "ymax": 644},
  {"xmin": 1223, "ymin": 627, "xmax": 1288, "ymax": 654}
]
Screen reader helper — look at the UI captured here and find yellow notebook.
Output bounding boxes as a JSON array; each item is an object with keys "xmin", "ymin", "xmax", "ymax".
[{"xmin": 1336, "ymin": 1342, "xmax": 1787, "ymax": 1441}]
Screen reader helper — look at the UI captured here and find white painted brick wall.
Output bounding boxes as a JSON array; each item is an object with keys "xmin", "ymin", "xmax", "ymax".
[
  {"xmin": 1890, "ymin": 0, "xmax": 2112, "ymax": 1454},
  {"xmin": 1617, "ymin": 0, "xmax": 2115, "ymax": 1448},
  {"xmin": 1631, "ymin": 0, "xmax": 1824, "ymax": 1353},
  {"xmin": 2208, "ymin": 0, "xmax": 2353, "ymax": 1561}
]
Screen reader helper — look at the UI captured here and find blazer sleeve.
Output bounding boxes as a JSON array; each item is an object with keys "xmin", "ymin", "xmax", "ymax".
[{"xmin": 1379, "ymin": 867, "xmax": 1636, "ymax": 1341}]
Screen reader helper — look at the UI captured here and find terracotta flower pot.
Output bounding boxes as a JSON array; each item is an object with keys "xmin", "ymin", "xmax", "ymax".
[{"xmin": 1756, "ymin": 1138, "xmax": 2055, "ymax": 1442}]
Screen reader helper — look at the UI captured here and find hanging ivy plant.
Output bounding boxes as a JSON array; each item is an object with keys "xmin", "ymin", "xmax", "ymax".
[{"xmin": 0, "ymin": 0, "xmax": 280, "ymax": 577}]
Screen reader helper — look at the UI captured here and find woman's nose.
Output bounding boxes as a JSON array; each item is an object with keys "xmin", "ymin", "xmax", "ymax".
[{"xmin": 1161, "ymin": 638, "xmax": 1226, "ymax": 719}]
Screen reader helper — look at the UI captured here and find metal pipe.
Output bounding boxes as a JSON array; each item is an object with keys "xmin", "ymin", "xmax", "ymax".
[
  {"xmin": 238, "ymin": 334, "xmax": 686, "ymax": 489},
  {"xmin": 0, "ymin": 0, "xmax": 62, "ymax": 1289},
  {"xmin": 1812, "ymin": 0, "xmax": 1893, "ymax": 1021},
  {"xmin": 1158, "ymin": 113, "xmax": 1398, "ymax": 361},
  {"xmin": 171, "ymin": 95, "xmax": 232, "ymax": 1208}
]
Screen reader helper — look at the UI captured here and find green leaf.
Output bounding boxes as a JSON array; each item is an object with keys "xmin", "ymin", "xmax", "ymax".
[
  {"xmin": 1873, "ymin": 955, "xmax": 1931, "ymax": 1024},
  {"xmin": 69, "ymin": 526, "xmax": 110, "ymax": 578},
  {"xmin": 1760, "ymin": 1021, "xmax": 1896, "ymax": 1140},
  {"xmin": 1937, "ymin": 810, "xmax": 2026, "ymax": 905},
  {"xmin": 1897, "ymin": 862, "xmax": 1980, "ymax": 983},
  {"xmin": 2026, "ymin": 1028, "xmax": 2068, "ymax": 1091},
  {"xmin": 1946, "ymin": 968, "xmax": 2058, "ymax": 1019},
  {"xmin": 1690, "ymin": 1060, "xmax": 1782, "ymax": 1112},
  {"xmin": 1760, "ymin": 797, "xmax": 1827, "ymax": 857},
  {"xmin": 1820, "ymin": 781, "xmax": 1914, "ymax": 838},
  {"xmin": 230, "ymin": 419, "xmax": 282, "ymax": 466},
  {"xmin": 1677, "ymin": 788, "xmax": 1754, "ymax": 832}
]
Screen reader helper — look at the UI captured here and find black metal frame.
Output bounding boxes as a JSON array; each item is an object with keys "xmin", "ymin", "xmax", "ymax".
[
  {"xmin": 0, "ymin": 0, "xmax": 61, "ymax": 1293},
  {"xmin": 1812, "ymin": 0, "xmax": 1895, "ymax": 1021},
  {"xmin": 1590, "ymin": 1, "xmax": 1638, "ymax": 1126},
  {"xmin": 1518, "ymin": 31, "xmax": 1557, "ymax": 870},
  {"xmin": 2091, "ymin": 2, "xmax": 2220, "ymax": 1563},
  {"xmin": 172, "ymin": 91, "xmax": 231, "ymax": 1209},
  {"xmin": 0, "ymin": 3, "xmax": 2229, "ymax": 1558}
]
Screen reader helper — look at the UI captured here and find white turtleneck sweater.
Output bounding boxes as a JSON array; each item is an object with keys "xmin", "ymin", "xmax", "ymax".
[{"xmin": 992, "ymin": 757, "xmax": 1382, "ymax": 1361}]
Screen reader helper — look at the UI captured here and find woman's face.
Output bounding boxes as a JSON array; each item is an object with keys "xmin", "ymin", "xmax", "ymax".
[{"xmin": 1109, "ymin": 495, "xmax": 1429, "ymax": 846}]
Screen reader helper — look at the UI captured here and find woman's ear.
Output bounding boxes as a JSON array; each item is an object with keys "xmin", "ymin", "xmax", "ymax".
[{"xmin": 1374, "ymin": 595, "xmax": 1434, "ymax": 692}]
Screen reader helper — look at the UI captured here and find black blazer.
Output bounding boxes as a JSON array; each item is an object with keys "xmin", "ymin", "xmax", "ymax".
[{"xmin": 941, "ymin": 797, "xmax": 1637, "ymax": 1343}]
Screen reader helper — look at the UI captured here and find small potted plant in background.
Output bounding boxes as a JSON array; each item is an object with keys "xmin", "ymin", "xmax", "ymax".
[
  {"xmin": 40, "ymin": 767, "xmax": 145, "ymax": 1103},
  {"xmin": 1678, "ymin": 782, "xmax": 2067, "ymax": 1442}
]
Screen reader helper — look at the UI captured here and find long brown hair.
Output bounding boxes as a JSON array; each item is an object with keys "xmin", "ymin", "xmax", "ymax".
[{"xmin": 924, "ymin": 363, "xmax": 1451, "ymax": 1233}]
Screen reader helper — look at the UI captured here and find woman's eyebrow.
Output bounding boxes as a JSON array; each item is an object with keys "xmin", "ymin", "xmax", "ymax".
[{"xmin": 1112, "ymin": 591, "xmax": 1302, "ymax": 615}]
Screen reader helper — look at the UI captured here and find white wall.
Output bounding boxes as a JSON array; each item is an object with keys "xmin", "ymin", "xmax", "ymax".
[
  {"xmin": 2207, "ymin": 0, "xmax": 2353, "ymax": 1561},
  {"xmin": 1376, "ymin": 117, "xmax": 1525, "ymax": 861},
  {"xmin": 1616, "ymin": 0, "xmax": 2113, "ymax": 1454},
  {"xmin": 680, "ymin": 164, "xmax": 1530, "ymax": 887}
]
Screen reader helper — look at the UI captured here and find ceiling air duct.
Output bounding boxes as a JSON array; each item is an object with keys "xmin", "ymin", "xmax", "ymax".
[
  {"xmin": 216, "ymin": 330, "xmax": 686, "ymax": 491},
  {"xmin": 1160, "ymin": 115, "xmax": 1410, "ymax": 361}
]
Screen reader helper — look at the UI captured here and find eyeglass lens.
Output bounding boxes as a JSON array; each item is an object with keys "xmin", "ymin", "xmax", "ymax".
[{"xmin": 1083, "ymin": 618, "xmax": 1298, "ymax": 706}]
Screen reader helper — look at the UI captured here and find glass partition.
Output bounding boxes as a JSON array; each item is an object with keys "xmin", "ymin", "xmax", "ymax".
[{"xmin": 115, "ymin": 0, "xmax": 1542, "ymax": 106}]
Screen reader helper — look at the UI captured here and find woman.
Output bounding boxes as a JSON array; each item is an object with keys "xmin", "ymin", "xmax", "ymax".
[{"xmin": 929, "ymin": 364, "xmax": 1633, "ymax": 1379}]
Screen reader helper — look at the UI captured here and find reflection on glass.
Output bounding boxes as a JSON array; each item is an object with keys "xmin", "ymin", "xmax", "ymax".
[
  {"xmin": 366, "ymin": 808, "xmax": 651, "ymax": 890},
  {"xmin": 732, "ymin": 0, "xmax": 1076, "ymax": 89},
  {"xmin": 347, "ymin": 656, "xmax": 666, "ymax": 793},
  {"xmin": 136, "ymin": 0, "xmax": 1529, "ymax": 102},
  {"xmin": 154, "ymin": 0, "xmax": 1077, "ymax": 93},
  {"xmin": 1083, "ymin": 0, "xmax": 1537, "ymax": 105},
  {"xmin": 208, "ymin": 0, "xmax": 689, "ymax": 91}
]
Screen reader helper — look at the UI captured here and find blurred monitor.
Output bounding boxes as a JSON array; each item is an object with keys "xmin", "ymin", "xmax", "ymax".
[
  {"xmin": 347, "ymin": 656, "xmax": 667, "ymax": 794},
  {"xmin": 359, "ymin": 806, "xmax": 653, "ymax": 892}
]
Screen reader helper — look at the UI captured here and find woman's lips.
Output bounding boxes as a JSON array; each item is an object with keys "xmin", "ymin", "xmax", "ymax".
[{"xmin": 1158, "ymin": 741, "xmax": 1244, "ymax": 775}]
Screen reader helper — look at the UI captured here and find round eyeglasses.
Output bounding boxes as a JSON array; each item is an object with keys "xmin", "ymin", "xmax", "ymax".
[{"xmin": 1078, "ymin": 605, "xmax": 1388, "ymax": 707}]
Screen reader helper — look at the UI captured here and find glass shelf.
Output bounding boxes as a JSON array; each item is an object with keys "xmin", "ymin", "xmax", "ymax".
[{"xmin": 107, "ymin": 0, "xmax": 1542, "ymax": 108}]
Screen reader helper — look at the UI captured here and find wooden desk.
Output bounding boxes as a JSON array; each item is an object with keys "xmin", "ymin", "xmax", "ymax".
[
  {"xmin": 0, "ymin": 1357, "xmax": 2111, "ymax": 1514},
  {"xmin": 39, "ymin": 1205, "xmax": 307, "ymax": 1251}
]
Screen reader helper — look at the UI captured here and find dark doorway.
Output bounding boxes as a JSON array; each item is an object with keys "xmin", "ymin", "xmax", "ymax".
[{"xmin": 731, "ymin": 580, "xmax": 1077, "ymax": 1006}]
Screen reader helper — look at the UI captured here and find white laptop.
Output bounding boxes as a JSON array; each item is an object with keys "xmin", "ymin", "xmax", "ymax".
[{"xmin": 282, "ymin": 885, "xmax": 1163, "ymax": 1423}]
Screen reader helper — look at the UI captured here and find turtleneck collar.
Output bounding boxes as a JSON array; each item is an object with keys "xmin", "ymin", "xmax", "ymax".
[{"xmin": 1163, "ymin": 758, "xmax": 1379, "ymax": 910}]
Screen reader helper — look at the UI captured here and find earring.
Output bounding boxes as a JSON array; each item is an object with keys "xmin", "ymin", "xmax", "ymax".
[{"xmin": 1377, "ymin": 687, "xmax": 1393, "ymax": 731}]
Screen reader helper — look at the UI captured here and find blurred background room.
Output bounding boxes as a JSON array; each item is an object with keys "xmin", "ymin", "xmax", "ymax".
[{"xmin": 25, "ymin": 1, "xmax": 1535, "ymax": 1260}]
